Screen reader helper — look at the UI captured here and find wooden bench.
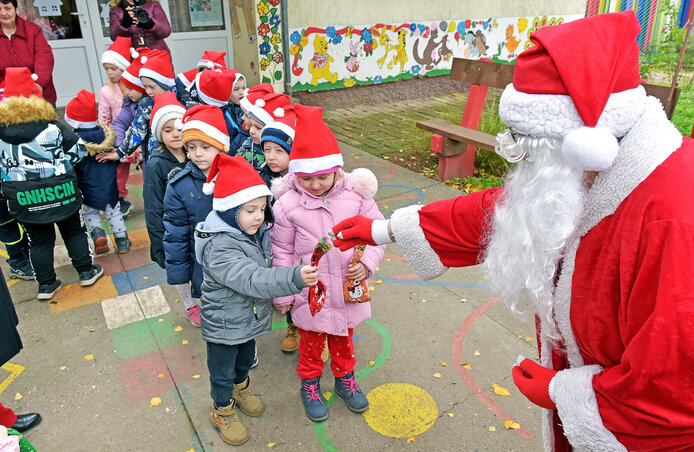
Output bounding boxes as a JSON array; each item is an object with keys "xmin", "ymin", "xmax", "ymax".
[{"xmin": 417, "ymin": 57, "xmax": 681, "ymax": 180}]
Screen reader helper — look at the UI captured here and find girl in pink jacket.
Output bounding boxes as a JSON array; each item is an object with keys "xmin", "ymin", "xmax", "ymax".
[{"xmin": 270, "ymin": 105, "xmax": 385, "ymax": 422}]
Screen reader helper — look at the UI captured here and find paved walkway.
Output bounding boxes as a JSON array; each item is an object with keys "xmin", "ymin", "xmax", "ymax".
[{"xmin": 2, "ymin": 133, "xmax": 541, "ymax": 451}]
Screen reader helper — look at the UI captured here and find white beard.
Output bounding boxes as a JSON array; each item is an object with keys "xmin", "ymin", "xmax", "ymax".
[{"xmin": 482, "ymin": 133, "xmax": 587, "ymax": 339}]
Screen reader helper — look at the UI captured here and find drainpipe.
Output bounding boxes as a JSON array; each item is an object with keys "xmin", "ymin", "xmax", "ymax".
[{"xmin": 281, "ymin": 0, "xmax": 292, "ymax": 95}]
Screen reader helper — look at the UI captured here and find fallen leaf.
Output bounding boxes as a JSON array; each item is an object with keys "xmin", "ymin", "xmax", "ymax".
[
  {"xmin": 369, "ymin": 360, "xmax": 375, "ymax": 367},
  {"xmin": 268, "ymin": 443, "xmax": 276, "ymax": 448},
  {"xmin": 157, "ymin": 373, "xmax": 165, "ymax": 379},
  {"xmin": 14, "ymin": 393, "xmax": 22, "ymax": 401},
  {"xmin": 504, "ymin": 420, "xmax": 521, "ymax": 430},
  {"xmin": 89, "ymin": 328, "xmax": 96, "ymax": 332},
  {"xmin": 460, "ymin": 298, "xmax": 467, "ymax": 303},
  {"xmin": 492, "ymin": 384, "xmax": 511, "ymax": 396},
  {"xmin": 83, "ymin": 354, "xmax": 94, "ymax": 361},
  {"xmin": 184, "ymin": 449, "xmax": 194, "ymax": 452},
  {"xmin": 143, "ymin": 276, "xmax": 149, "ymax": 280},
  {"xmin": 422, "ymin": 299, "xmax": 427, "ymax": 303},
  {"xmin": 489, "ymin": 426, "xmax": 496, "ymax": 432},
  {"xmin": 386, "ymin": 258, "xmax": 391, "ymax": 261},
  {"xmin": 433, "ymin": 373, "xmax": 442, "ymax": 378},
  {"xmin": 525, "ymin": 336, "xmax": 533, "ymax": 343},
  {"xmin": 174, "ymin": 325, "xmax": 183, "ymax": 332},
  {"xmin": 376, "ymin": 280, "xmax": 383, "ymax": 284},
  {"xmin": 474, "ymin": 350, "xmax": 481, "ymax": 356},
  {"xmin": 182, "ymin": 339, "xmax": 189, "ymax": 345},
  {"xmin": 60, "ymin": 366, "xmax": 67, "ymax": 370},
  {"xmin": 440, "ymin": 361, "xmax": 448, "ymax": 367},
  {"xmin": 369, "ymin": 286, "xmax": 375, "ymax": 291},
  {"xmin": 448, "ymin": 413, "xmax": 455, "ymax": 417},
  {"xmin": 158, "ymin": 318, "xmax": 164, "ymax": 323},
  {"xmin": 383, "ymin": 205, "xmax": 389, "ymax": 208},
  {"xmin": 461, "ymin": 362, "xmax": 472, "ymax": 370},
  {"xmin": 175, "ymin": 298, "xmax": 181, "ymax": 303},
  {"xmin": 323, "ymin": 391, "xmax": 332, "ymax": 401},
  {"xmin": 406, "ymin": 437, "xmax": 415, "ymax": 444},
  {"xmin": 150, "ymin": 397, "xmax": 162, "ymax": 408},
  {"xmin": 192, "ymin": 375, "xmax": 201, "ymax": 379}
]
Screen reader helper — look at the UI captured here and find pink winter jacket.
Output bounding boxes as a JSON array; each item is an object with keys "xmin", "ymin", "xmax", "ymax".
[
  {"xmin": 98, "ymin": 83, "xmax": 124, "ymax": 124},
  {"xmin": 271, "ymin": 168, "xmax": 385, "ymax": 336}
]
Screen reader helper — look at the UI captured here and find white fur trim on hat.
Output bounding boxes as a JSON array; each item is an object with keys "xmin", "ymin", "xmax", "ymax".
[
  {"xmin": 101, "ymin": 50, "xmax": 130, "ymax": 71},
  {"xmin": 263, "ymin": 120, "xmax": 295, "ymax": 139},
  {"xmin": 138, "ymin": 68, "xmax": 175, "ymax": 88},
  {"xmin": 239, "ymin": 93, "xmax": 252, "ymax": 112},
  {"xmin": 273, "ymin": 107, "xmax": 285, "ymax": 118},
  {"xmin": 122, "ymin": 70, "xmax": 144, "ymax": 89},
  {"xmin": 499, "ymin": 84, "xmax": 647, "ymax": 139},
  {"xmin": 63, "ymin": 115, "xmax": 98, "ymax": 130},
  {"xmin": 561, "ymin": 126, "xmax": 619, "ymax": 171},
  {"xmin": 247, "ymin": 105, "xmax": 274, "ymax": 126},
  {"xmin": 181, "ymin": 119, "xmax": 230, "ymax": 147},
  {"xmin": 152, "ymin": 106, "xmax": 186, "ymax": 141},
  {"xmin": 130, "ymin": 48, "xmax": 139, "ymax": 58},
  {"xmin": 213, "ymin": 184, "xmax": 272, "ymax": 212},
  {"xmin": 288, "ymin": 153, "xmax": 344, "ymax": 174},
  {"xmin": 31, "ymin": 73, "xmax": 38, "ymax": 81},
  {"xmin": 202, "ymin": 181, "xmax": 215, "ymax": 195}
]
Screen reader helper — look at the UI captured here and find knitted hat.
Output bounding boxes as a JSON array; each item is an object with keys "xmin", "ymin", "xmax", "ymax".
[
  {"xmin": 239, "ymin": 82, "xmax": 274, "ymax": 112},
  {"xmin": 289, "ymin": 104, "xmax": 343, "ymax": 175},
  {"xmin": 196, "ymin": 69, "xmax": 234, "ymax": 107},
  {"xmin": 197, "ymin": 50, "xmax": 227, "ymax": 70},
  {"xmin": 246, "ymin": 93, "xmax": 290, "ymax": 126},
  {"xmin": 176, "ymin": 68, "xmax": 198, "ymax": 90},
  {"xmin": 179, "ymin": 105, "xmax": 230, "ymax": 152},
  {"xmin": 64, "ymin": 89, "xmax": 98, "ymax": 129},
  {"xmin": 139, "ymin": 49, "xmax": 175, "ymax": 89},
  {"xmin": 202, "ymin": 154, "xmax": 271, "ymax": 212},
  {"xmin": 498, "ymin": 11, "xmax": 647, "ymax": 171},
  {"xmin": 3, "ymin": 67, "xmax": 41, "ymax": 98},
  {"xmin": 150, "ymin": 92, "xmax": 185, "ymax": 142},
  {"xmin": 121, "ymin": 47, "xmax": 149, "ymax": 93},
  {"xmin": 260, "ymin": 105, "xmax": 296, "ymax": 153},
  {"xmin": 101, "ymin": 36, "xmax": 131, "ymax": 71}
]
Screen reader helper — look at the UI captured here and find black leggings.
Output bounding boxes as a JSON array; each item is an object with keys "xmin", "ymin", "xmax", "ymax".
[{"xmin": 23, "ymin": 211, "xmax": 93, "ymax": 285}]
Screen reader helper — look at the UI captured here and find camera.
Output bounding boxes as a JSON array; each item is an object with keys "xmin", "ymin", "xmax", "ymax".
[{"xmin": 130, "ymin": 0, "xmax": 150, "ymax": 23}]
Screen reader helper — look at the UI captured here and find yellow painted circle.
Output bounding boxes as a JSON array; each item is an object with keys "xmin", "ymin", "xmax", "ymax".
[{"xmin": 363, "ymin": 383, "xmax": 438, "ymax": 438}]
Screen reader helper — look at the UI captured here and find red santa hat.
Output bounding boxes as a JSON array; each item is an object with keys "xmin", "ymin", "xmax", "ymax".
[
  {"xmin": 101, "ymin": 36, "xmax": 132, "ymax": 71},
  {"xmin": 288, "ymin": 104, "xmax": 343, "ymax": 175},
  {"xmin": 150, "ymin": 92, "xmax": 185, "ymax": 142},
  {"xmin": 2, "ymin": 67, "xmax": 41, "ymax": 99},
  {"xmin": 179, "ymin": 104, "xmax": 230, "ymax": 152},
  {"xmin": 202, "ymin": 154, "xmax": 272, "ymax": 212},
  {"xmin": 121, "ymin": 47, "xmax": 150, "ymax": 93},
  {"xmin": 224, "ymin": 68, "xmax": 246, "ymax": 91},
  {"xmin": 246, "ymin": 92, "xmax": 290, "ymax": 126},
  {"xmin": 176, "ymin": 68, "xmax": 198, "ymax": 90},
  {"xmin": 499, "ymin": 11, "xmax": 647, "ymax": 171},
  {"xmin": 197, "ymin": 50, "xmax": 227, "ymax": 70},
  {"xmin": 239, "ymin": 82, "xmax": 274, "ymax": 112},
  {"xmin": 138, "ymin": 49, "xmax": 175, "ymax": 89},
  {"xmin": 260, "ymin": 104, "xmax": 296, "ymax": 153},
  {"xmin": 64, "ymin": 89, "xmax": 98, "ymax": 129},
  {"xmin": 196, "ymin": 69, "xmax": 234, "ymax": 107}
]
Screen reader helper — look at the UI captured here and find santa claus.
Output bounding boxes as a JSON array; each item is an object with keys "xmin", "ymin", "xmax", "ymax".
[{"xmin": 331, "ymin": 11, "xmax": 694, "ymax": 452}]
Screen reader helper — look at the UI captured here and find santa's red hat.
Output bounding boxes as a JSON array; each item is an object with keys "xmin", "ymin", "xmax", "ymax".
[
  {"xmin": 139, "ymin": 49, "xmax": 175, "ymax": 89},
  {"xmin": 176, "ymin": 68, "xmax": 198, "ymax": 90},
  {"xmin": 196, "ymin": 69, "xmax": 234, "ymax": 107},
  {"xmin": 246, "ymin": 92, "xmax": 290, "ymax": 126},
  {"xmin": 197, "ymin": 50, "xmax": 227, "ymax": 70},
  {"xmin": 180, "ymin": 105, "xmax": 230, "ymax": 152},
  {"xmin": 202, "ymin": 154, "xmax": 271, "ymax": 212},
  {"xmin": 289, "ymin": 104, "xmax": 343, "ymax": 175},
  {"xmin": 499, "ymin": 11, "xmax": 647, "ymax": 171},
  {"xmin": 239, "ymin": 83, "xmax": 274, "ymax": 112},
  {"xmin": 101, "ymin": 36, "xmax": 131, "ymax": 71},
  {"xmin": 121, "ymin": 47, "xmax": 150, "ymax": 93},
  {"xmin": 64, "ymin": 89, "xmax": 98, "ymax": 129},
  {"xmin": 150, "ymin": 92, "xmax": 185, "ymax": 142},
  {"xmin": 3, "ymin": 67, "xmax": 41, "ymax": 99},
  {"xmin": 260, "ymin": 104, "xmax": 296, "ymax": 153},
  {"xmin": 224, "ymin": 68, "xmax": 246, "ymax": 91}
]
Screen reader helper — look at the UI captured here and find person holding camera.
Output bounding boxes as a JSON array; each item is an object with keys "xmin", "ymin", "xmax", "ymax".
[{"xmin": 109, "ymin": 0, "xmax": 171, "ymax": 53}]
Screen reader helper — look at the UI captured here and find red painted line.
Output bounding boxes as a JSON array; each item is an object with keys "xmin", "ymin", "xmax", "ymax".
[
  {"xmin": 343, "ymin": 162, "xmax": 398, "ymax": 182},
  {"xmin": 384, "ymin": 252, "xmax": 407, "ymax": 261},
  {"xmin": 393, "ymin": 273, "xmax": 418, "ymax": 280},
  {"xmin": 451, "ymin": 295, "xmax": 533, "ymax": 440}
]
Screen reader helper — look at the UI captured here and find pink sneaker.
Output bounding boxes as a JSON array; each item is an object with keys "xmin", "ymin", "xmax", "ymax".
[{"xmin": 185, "ymin": 305, "xmax": 201, "ymax": 327}]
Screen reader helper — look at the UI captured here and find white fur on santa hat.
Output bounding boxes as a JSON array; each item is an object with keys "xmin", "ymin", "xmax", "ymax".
[
  {"xmin": 202, "ymin": 181, "xmax": 215, "ymax": 195},
  {"xmin": 561, "ymin": 126, "xmax": 619, "ymax": 171}
]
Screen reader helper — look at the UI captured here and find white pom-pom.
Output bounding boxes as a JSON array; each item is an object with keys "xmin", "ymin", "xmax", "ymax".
[
  {"xmin": 140, "ymin": 56, "xmax": 148, "ymax": 64},
  {"xmin": 561, "ymin": 126, "xmax": 619, "ymax": 171},
  {"xmin": 273, "ymin": 107, "xmax": 285, "ymax": 118},
  {"xmin": 130, "ymin": 47, "xmax": 139, "ymax": 58},
  {"xmin": 202, "ymin": 182, "xmax": 215, "ymax": 195},
  {"xmin": 214, "ymin": 68, "xmax": 222, "ymax": 73},
  {"xmin": 255, "ymin": 99, "xmax": 265, "ymax": 107},
  {"xmin": 206, "ymin": 61, "xmax": 214, "ymax": 69},
  {"xmin": 31, "ymin": 73, "xmax": 38, "ymax": 81},
  {"xmin": 174, "ymin": 119, "xmax": 184, "ymax": 130}
]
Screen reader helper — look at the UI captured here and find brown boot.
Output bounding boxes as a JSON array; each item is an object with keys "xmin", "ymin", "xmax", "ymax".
[
  {"xmin": 209, "ymin": 400, "xmax": 249, "ymax": 446},
  {"xmin": 281, "ymin": 322, "xmax": 300, "ymax": 352},
  {"xmin": 233, "ymin": 377, "xmax": 266, "ymax": 417},
  {"xmin": 321, "ymin": 337, "xmax": 329, "ymax": 362}
]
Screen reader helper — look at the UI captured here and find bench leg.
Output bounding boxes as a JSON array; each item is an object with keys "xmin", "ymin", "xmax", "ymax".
[{"xmin": 438, "ymin": 147, "xmax": 475, "ymax": 180}]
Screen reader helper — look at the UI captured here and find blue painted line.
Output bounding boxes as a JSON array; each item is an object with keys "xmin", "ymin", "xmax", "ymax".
[
  {"xmin": 373, "ymin": 275, "xmax": 487, "ymax": 289},
  {"xmin": 111, "ymin": 263, "xmax": 168, "ymax": 296},
  {"xmin": 380, "ymin": 184, "xmax": 427, "ymax": 205}
]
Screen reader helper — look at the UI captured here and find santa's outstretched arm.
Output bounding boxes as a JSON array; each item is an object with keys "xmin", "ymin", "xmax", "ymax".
[{"xmin": 331, "ymin": 188, "xmax": 502, "ymax": 280}]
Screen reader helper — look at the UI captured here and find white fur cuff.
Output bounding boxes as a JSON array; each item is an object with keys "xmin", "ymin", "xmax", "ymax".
[
  {"xmin": 390, "ymin": 205, "xmax": 448, "ymax": 281},
  {"xmin": 549, "ymin": 365, "xmax": 627, "ymax": 452},
  {"xmin": 371, "ymin": 220, "xmax": 393, "ymax": 245}
]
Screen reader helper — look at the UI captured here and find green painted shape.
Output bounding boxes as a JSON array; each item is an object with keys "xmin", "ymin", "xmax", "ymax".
[
  {"xmin": 109, "ymin": 313, "xmax": 181, "ymax": 360},
  {"xmin": 272, "ymin": 321, "xmax": 288, "ymax": 330}
]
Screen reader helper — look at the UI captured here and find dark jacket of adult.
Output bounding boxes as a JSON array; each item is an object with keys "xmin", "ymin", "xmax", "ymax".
[
  {"xmin": 0, "ymin": 271, "xmax": 22, "ymax": 366},
  {"xmin": 163, "ymin": 162, "xmax": 213, "ymax": 298},
  {"xmin": 0, "ymin": 16, "xmax": 56, "ymax": 104},
  {"xmin": 143, "ymin": 146, "xmax": 186, "ymax": 268},
  {"xmin": 109, "ymin": 0, "xmax": 171, "ymax": 53}
]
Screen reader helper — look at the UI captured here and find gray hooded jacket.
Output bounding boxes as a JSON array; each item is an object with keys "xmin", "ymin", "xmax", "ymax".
[{"xmin": 194, "ymin": 210, "xmax": 306, "ymax": 346}]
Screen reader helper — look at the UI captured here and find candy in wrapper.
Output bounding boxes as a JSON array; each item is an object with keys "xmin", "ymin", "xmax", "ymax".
[
  {"xmin": 308, "ymin": 237, "xmax": 331, "ymax": 316},
  {"xmin": 343, "ymin": 244, "xmax": 371, "ymax": 303}
]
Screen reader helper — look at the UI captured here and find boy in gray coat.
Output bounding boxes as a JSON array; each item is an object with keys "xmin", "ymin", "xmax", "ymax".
[{"xmin": 194, "ymin": 154, "xmax": 317, "ymax": 446}]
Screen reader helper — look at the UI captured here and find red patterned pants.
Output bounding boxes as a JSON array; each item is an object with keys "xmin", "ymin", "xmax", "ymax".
[{"xmin": 297, "ymin": 328, "xmax": 355, "ymax": 380}]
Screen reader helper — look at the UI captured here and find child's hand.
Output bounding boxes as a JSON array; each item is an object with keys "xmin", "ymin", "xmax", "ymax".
[
  {"xmin": 96, "ymin": 150, "xmax": 120, "ymax": 162},
  {"xmin": 347, "ymin": 261, "xmax": 368, "ymax": 281},
  {"xmin": 276, "ymin": 304, "xmax": 291, "ymax": 314},
  {"xmin": 301, "ymin": 265, "xmax": 319, "ymax": 287}
]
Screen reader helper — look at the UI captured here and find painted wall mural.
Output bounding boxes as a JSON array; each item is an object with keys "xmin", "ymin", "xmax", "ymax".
[
  {"xmin": 288, "ymin": 15, "xmax": 582, "ymax": 91},
  {"xmin": 255, "ymin": 0, "xmax": 285, "ymax": 90}
]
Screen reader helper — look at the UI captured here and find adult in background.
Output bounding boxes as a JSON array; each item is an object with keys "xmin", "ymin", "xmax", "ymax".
[
  {"xmin": 330, "ymin": 11, "xmax": 694, "ymax": 451},
  {"xmin": 0, "ymin": 0, "xmax": 55, "ymax": 104},
  {"xmin": 109, "ymin": 0, "xmax": 171, "ymax": 53}
]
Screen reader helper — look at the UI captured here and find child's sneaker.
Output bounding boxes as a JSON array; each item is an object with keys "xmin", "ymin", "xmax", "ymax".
[
  {"xmin": 114, "ymin": 233, "xmax": 131, "ymax": 254},
  {"xmin": 9, "ymin": 260, "xmax": 34, "ymax": 280},
  {"xmin": 209, "ymin": 399, "xmax": 249, "ymax": 446},
  {"xmin": 91, "ymin": 227, "xmax": 109, "ymax": 255},
  {"xmin": 334, "ymin": 371, "xmax": 369, "ymax": 413},
  {"xmin": 185, "ymin": 305, "xmax": 201, "ymax": 327},
  {"xmin": 37, "ymin": 279, "xmax": 62, "ymax": 300},
  {"xmin": 300, "ymin": 377, "xmax": 328, "ymax": 422},
  {"xmin": 79, "ymin": 264, "xmax": 104, "ymax": 286},
  {"xmin": 281, "ymin": 322, "xmax": 299, "ymax": 352},
  {"xmin": 232, "ymin": 377, "xmax": 265, "ymax": 416},
  {"xmin": 119, "ymin": 198, "xmax": 133, "ymax": 217}
]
